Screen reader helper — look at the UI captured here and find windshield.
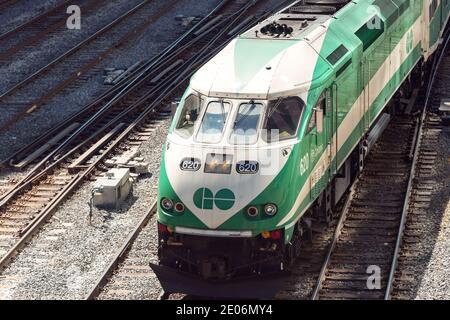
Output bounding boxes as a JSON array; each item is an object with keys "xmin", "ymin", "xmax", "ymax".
[
  {"xmin": 196, "ymin": 100, "xmax": 231, "ymax": 143},
  {"xmin": 229, "ymin": 102, "xmax": 263, "ymax": 145},
  {"xmin": 263, "ymin": 97, "xmax": 304, "ymax": 142},
  {"xmin": 175, "ymin": 93, "xmax": 204, "ymax": 138}
]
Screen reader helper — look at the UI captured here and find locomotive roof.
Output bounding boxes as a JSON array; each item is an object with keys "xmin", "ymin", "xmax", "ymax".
[
  {"xmin": 189, "ymin": 0, "xmax": 344, "ymax": 99},
  {"xmin": 190, "ymin": 0, "xmax": 384, "ymax": 100}
]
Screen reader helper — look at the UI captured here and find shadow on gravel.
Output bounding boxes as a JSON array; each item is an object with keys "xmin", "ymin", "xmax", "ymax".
[{"xmin": 88, "ymin": 193, "xmax": 139, "ymax": 229}]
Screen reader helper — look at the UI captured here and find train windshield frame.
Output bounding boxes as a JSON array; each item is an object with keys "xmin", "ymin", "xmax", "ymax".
[
  {"xmin": 229, "ymin": 101, "xmax": 264, "ymax": 145},
  {"xmin": 195, "ymin": 100, "xmax": 231, "ymax": 144},
  {"xmin": 175, "ymin": 93, "xmax": 205, "ymax": 138},
  {"xmin": 262, "ymin": 96, "xmax": 305, "ymax": 143}
]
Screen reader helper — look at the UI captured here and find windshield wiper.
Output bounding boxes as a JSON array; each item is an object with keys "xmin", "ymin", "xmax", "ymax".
[
  {"xmin": 235, "ymin": 100, "xmax": 256, "ymax": 126},
  {"xmin": 268, "ymin": 97, "xmax": 283, "ymax": 118}
]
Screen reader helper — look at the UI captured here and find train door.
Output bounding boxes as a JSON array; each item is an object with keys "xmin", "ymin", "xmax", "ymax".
[
  {"xmin": 328, "ymin": 84, "xmax": 338, "ymax": 175},
  {"xmin": 309, "ymin": 93, "xmax": 326, "ymax": 201}
]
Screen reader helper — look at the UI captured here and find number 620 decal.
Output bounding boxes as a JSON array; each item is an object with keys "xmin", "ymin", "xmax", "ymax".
[
  {"xmin": 180, "ymin": 158, "xmax": 201, "ymax": 171},
  {"xmin": 236, "ymin": 161, "xmax": 259, "ymax": 174}
]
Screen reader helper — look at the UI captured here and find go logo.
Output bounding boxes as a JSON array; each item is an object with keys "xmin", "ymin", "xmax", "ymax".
[{"xmin": 193, "ymin": 188, "xmax": 235, "ymax": 211}]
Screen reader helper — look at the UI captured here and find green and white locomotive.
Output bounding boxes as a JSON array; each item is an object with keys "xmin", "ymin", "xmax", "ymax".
[{"xmin": 156, "ymin": 0, "xmax": 449, "ymax": 280}]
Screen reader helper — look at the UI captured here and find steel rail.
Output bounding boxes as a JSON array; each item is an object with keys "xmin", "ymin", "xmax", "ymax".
[
  {"xmin": 0, "ymin": 0, "xmax": 180, "ymax": 134},
  {"xmin": 0, "ymin": 0, "xmax": 107, "ymax": 63},
  {"xmin": 0, "ymin": 0, "xmax": 233, "ymax": 169},
  {"xmin": 0, "ymin": 0, "xmax": 73, "ymax": 42},
  {"xmin": 384, "ymin": 31, "xmax": 450, "ymax": 300},
  {"xmin": 311, "ymin": 180, "xmax": 358, "ymax": 300},
  {"xmin": 0, "ymin": 174, "xmax": 80, "ymax": 270},
  {"xmin": 0, "ymin": 0, "xmax": 149, "ymax": 94},
  {"xmin": 84, "ymin": 201, "xmax": 157, "ymax": 300},
  {"xmin": 84, "ymin": 0, "xmax": 294, "ymax": 300},
  {"xmin": 0, "ymin": 0, "xmax": 261, "ymax": 273},
  {"xmin": 0, "ymin": 0, "xmax": 249, "ymax": 208}
]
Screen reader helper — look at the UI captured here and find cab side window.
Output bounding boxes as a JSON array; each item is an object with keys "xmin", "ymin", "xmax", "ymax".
[
  {"xmin": 306, "ymin": 92, "xmax": 326, "ymax": 133},
  {"xmin": 263, "ymin": 97, "xmax": 304, "ymax": 142},
  {"xmin": 175, "ymin": 94, "xmax": 204, "ymax": 138}
]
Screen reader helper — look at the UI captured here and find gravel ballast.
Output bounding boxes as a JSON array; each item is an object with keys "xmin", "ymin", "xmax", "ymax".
[
  {"xmin": 0, "ymin": 0, "xmax": 222, "ymax": 299},
  {"xmin": 0, "ymin": 0, "xmax": 65, "ymax": 35},
  {"xmin": 0, "ymin": 0, "xmax": 145, "ymax": 92},
  {"xmin": 0, "ymin": 116, "xmax": 170, "ymax": 299},
  {"xmin": 413, "ymin": 117, "xmax": 450, "ymax": 299},
  {"xmin": 3, "ymin": 0, "xmax": 449, "ymax": 301},
  {"xmin": 0, "ymin": 0, "xmax": 219, "ymax": 162}
]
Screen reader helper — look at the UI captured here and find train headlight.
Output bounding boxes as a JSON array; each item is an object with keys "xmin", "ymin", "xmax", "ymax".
[
  {"xmin": 161, "ymin": 198, "xmax": 174, "ymax": 210},
  {"xmin": 247, "ymin": 206, "xmax": 259, "ymax": 217},
  {"xmin": 264, "ymin": 204, "xmax": 278, "ymax": 216}
]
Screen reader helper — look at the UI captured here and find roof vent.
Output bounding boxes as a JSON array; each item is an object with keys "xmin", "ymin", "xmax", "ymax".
[{"xmin": 289, "ymin": 5, "xmax": 337, "ymax": 14}]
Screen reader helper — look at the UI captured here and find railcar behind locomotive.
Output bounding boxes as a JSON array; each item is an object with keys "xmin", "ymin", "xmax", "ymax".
[{"xmin": 154, "ymin": 0, "xmax": 450, "ymax": 282}]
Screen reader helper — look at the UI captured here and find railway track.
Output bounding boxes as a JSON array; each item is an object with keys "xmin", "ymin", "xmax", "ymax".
[
  {"xmin": 387, "ymin": 114, "xmax": 442, "ymax": 299},
  {"xmin": 388, "ymin": 35, "xmax": 449, "ymax": 300},
  {"xmin": 309, "ymin": 32, "xmax": 449, "ymax": 300},
  {"xmin": 0, "ymin": 0, "xmax": 22, "ymax": 11},
  {"xmin": 311, "ymin": 118, "xmax": 416, "ymax": 299},
  {"xmin": 85, "ymin": 201, "xmax": 158, "ymax": 300},
  {"xmin": 86, "ymin": 14, "xmax": 448, "ymax": 302},
  {"xmin": 83, "ymin": 0, "xmax": 297, "ymax": 300},
  {"xmin": 0, "ymin": 0, "xmax": 180, "ymax": 134},
  {"xmin": 0, "ymin": 0, "xmax": 277, "ymax": 285},
  {"xmin": 0, "ymin": 0, "xmax": 105, "ymax": 64}
]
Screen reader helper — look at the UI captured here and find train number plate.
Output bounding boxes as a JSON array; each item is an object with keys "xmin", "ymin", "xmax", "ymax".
[
  {"xmin": 180, "ymin": 158, "xmax": 201, "ymax": 171},
  {"xmin": 236, "ymin": 161, "xmax": 259, "ymax": 174}
]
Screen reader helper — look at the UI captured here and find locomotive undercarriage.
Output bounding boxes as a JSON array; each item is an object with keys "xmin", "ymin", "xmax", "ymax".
[{"xmin": 157, "ymin": 231, "xmax": 286, "ymax": 280}]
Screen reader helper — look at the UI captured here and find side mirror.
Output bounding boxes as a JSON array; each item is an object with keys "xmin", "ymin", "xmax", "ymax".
[
  {"xmin": 170, "ymin": 101, "xmax": 179, "ymax": 120},
  {"xmin": 316, "ymin": 108, "xmax": 323, "ymax": 134}
]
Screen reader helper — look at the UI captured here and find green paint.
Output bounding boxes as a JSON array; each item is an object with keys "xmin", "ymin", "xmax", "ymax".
[
  {"xmin": 158, "ymin": 0, "xmax": 450, "ymax": 244},
  {"xmin": 233, "ymin": 38, "xmax": 296, "ymax": 92}
]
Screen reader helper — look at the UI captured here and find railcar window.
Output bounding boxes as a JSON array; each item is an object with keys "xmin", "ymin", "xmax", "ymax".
[
  {"xmin": 196, "ymin": 100, "xmax": 231, "ymax": 144},
  {"xmin": 307, "ymin": 110, "xmax": 317, "ymax": 133},
  {"xmin": 230, "ymin": 102, "xmax": 263, "ymax": 144},
  {"xmin": 175, "ymin": 94, "xmax": 204, "ymax": 138},
  {"xmin": 307, "ymin": 93, "xmax": 326, "ymax": 133},
  {"xmin": 263, "ymin": 97, "xmax": 304, "ymax": 142},
  {"xmin": 429, "ymin": 0, "xmax": 437, "ymax": 18}
]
